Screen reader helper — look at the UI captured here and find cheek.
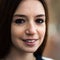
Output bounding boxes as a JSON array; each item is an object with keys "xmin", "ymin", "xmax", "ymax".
[
  {"xmin": 38, "ymin": 26, "xmax": 46, "ymax": 38},
  {"xmin": 11, "ymin": 25, "xmax": 24, "ymax": 38},
  {"xmin": 36, "ymin": 26, "xmax": 46, "ymax": 48},
  {"xmin": 11, "ymin": 25, "xmax": 25, "ymax": 46}
]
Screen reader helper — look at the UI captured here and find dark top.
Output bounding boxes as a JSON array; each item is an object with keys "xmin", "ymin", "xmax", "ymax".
[{"xmin": 35, "ymin": 54, "xmax": 43, "ymax": 60}]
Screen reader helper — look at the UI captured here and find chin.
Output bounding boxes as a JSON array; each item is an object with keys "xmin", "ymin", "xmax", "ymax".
[
  {"xmin": 25, "ymin": 50, "xmax": 36, "ymax": 53},
  {"xmin": 23, "ymin": 48, "xmax": 38, "ymax": 53}
]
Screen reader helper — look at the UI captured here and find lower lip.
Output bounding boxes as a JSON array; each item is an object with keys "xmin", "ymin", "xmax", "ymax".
[{"xmin": 23, "ymin": 40, "xmax": 37, "ymax": 46}]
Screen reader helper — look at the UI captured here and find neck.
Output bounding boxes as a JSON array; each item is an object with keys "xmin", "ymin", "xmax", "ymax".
[{"xmin": 5, "ymin": 47, "xmax": 36, "ymax": 60}]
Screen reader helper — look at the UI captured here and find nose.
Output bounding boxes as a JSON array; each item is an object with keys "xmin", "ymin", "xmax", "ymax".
[{"xmin": 25, "ymin": 23, "xmax": 37, "ymax": 35}]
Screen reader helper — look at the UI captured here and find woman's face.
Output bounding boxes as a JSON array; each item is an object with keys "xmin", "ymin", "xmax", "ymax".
[{"xmin": 11, "ymin": 0, "xmax": 46, "ymax": 53}]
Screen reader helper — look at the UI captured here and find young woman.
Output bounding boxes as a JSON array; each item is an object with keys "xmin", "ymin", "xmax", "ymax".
[{"xmin": 0, "ymin": 0, "xmax": 53, "ymax": 60}]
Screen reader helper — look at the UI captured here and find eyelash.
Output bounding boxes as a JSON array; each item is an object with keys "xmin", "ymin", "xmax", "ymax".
[
  {"xmin": 14, "ymin": 19, "xmax": 25, "ymax": 24},
  {"xmin": 35, "ymin": 19, "xmax": 44, "ymax": 24}
]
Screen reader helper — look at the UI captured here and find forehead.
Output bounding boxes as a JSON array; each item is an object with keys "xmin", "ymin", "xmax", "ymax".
[{"xmin": 14, "ymin": 0, "xmax": 45, "ymax": 15}]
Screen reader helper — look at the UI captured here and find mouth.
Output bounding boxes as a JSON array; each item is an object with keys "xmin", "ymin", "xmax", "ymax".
[
  {"xmin": 22, "ymin": 39, "xmax": 38, "ymax": 46},
  {"xmin": 22, "ymin": 39, "xmax": 38, "ymax": 43}
]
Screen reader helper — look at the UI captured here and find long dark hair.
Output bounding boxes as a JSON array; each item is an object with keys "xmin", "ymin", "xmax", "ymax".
[{"xmin": 0, "ymin": 0, "xmax": 48, "ymax": 59}]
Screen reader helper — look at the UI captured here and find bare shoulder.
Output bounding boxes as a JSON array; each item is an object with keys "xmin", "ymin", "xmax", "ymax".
[{"xmin": 42, "ymin": 57, "xmax": 54, "ymax": 60}]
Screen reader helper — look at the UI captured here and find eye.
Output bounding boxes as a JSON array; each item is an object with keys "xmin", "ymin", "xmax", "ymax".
[
  {"xmin": 14, "ymin": 19, "xmax": 25, "ymax": 24},
  {"xmin": 35, "ymin": 19, "xmax": 44, "ymax": 24}
]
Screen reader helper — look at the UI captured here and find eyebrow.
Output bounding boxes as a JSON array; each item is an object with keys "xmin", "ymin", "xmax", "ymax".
[
  {"xmin": 14, "ymin": 14, "xmax": 45, "ymax": 18},
  {"xmin": 14, "ymin": 14, "xmax": 27, "ymax": 18},
  {"xmin": 36, "ymin": 14, "xmax": 45, "ymax": 17}
]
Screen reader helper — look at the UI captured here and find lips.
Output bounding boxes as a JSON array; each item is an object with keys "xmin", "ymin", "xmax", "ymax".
[
  {"xmin": 22, "ymin": 39, "xmax": 38, "ymax": 43},
  {"xmin": 22, "ymin": 38, "xmax": 38, "ymax": 46}
]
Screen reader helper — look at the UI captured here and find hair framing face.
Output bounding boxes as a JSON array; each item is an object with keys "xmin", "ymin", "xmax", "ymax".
[{"xmin": 0, "ymin": 0, "xmax": 48, "ymax": 58}]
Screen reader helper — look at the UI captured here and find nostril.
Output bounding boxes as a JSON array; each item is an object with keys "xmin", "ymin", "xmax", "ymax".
[
  {"xmin": 25, "ymin": 27, "xmax": 36, "ymax": 35},
  {"xmin": 25, "ymin": 30, "xmax": 30, "ymax": 34},
  {"xmin": 25, "ymin": 23, "xmax": 37, "ymax": 35}
]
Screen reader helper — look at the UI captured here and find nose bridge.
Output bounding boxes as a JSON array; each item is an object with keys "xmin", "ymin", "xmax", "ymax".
[
  {"xmin": 26, "ymin": 21, "xmax": 36, "ymax": 34},
  {"xmin": 29, "ymin": 20, "xmax": 36, "ymax": 29}
]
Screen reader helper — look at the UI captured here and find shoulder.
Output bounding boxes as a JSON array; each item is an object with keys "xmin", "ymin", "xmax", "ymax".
[{"xmin": 42, "ymin": 57, "xmax": 54, "ymax": 60}]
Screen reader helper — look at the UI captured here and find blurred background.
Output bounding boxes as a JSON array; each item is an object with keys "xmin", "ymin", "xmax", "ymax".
[{"xmin": 43, "ymin": 0, "xmax": 60, "ymax": 60}]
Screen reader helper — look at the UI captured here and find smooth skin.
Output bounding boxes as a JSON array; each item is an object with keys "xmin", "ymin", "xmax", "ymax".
[{"xmin": 6, "ymin": 0, "xmax": 46, "ymax": 60}]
